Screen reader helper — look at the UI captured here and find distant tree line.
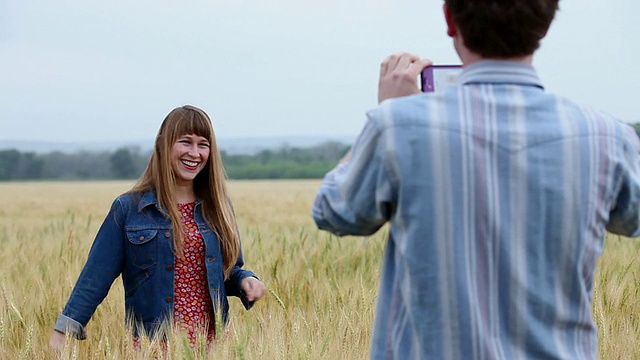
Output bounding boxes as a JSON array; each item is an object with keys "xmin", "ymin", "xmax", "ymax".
[
  {"xmin": 631, "ymin": 123, "xmax": 640, "ymax": 138},
  {"xmin": 0, "ymin": 141, "xmax": 350, "ymax": 181}
]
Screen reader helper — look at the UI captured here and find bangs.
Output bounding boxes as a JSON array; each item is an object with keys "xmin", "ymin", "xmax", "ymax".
[
  {"xmin": 164, "ymin": 106, "xmax": 213, "ymax": 142},
  {"xmin": 177, "ymin": 111, "xmax": 212, "ymax": 139}
]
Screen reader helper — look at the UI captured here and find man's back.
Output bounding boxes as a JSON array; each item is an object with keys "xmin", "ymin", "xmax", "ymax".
[{"xmin": 313, "ymin": 60, "xmax": 640, "ymax": 359}]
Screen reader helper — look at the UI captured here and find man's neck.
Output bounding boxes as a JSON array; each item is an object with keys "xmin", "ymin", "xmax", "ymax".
[
  {"xmin": 456, "ymin": 39, "xmax": 533, "ymax": 66},
  {"xmin": 463, "ymin": 55, "xmax": 533, "ymax": 67}
]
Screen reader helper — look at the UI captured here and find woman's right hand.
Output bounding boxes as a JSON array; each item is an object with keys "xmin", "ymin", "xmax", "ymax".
[{"xmin": 49, "ymin": 330, "xmax": 66, "ymax": 351}]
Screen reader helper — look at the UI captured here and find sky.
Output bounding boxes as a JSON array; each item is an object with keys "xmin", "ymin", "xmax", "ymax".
[{"xmin": 1, "ymin": 0, "xmax": 639, "ymax": 144}]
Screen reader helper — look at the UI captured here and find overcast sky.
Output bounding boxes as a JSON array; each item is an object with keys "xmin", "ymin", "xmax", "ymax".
[{"xmin": 1, "ymin": 0, "xmax": 639, "ymax": 143}]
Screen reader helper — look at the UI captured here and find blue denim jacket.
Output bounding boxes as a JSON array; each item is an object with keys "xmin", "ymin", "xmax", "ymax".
[{"xmin": 54, "ymin": 190, "xmax": 257, "ymax": 339}]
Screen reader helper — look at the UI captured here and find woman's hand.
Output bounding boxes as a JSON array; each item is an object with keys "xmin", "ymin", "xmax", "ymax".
[
  {"xmin": 241, "ymin": 277, "xmax": 267, "ymax": 302},
  {"xmin": 49, "ymin": 330, "xmax": 66, "ymax": 352}
]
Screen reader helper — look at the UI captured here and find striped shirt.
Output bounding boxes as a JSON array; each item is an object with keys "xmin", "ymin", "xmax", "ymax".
[{"xmin": 312, "ymin": 60, "xmax": 640, "ymax": 360}]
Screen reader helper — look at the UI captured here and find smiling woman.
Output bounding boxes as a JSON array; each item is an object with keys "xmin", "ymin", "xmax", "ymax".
[
  {"xmin": 49, "ymin": 105, "xmax": 267, "ymax": 352},
  {"xmin": 172, "ymin": 134, "xmax": 211, "ymax": 189}
]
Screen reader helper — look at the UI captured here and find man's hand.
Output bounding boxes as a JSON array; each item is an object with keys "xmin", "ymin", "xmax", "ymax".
[
  {"xmin": 241, "ymin": 277, "xmax": 267, "ymax": 302},
  {"xmin": 378, "ymin": 52, "xmax": 433, "ymax": 103}
]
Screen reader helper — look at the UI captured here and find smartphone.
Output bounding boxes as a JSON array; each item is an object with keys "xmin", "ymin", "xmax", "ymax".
[{"xmin": 420, "ymin": 65, "xmax": 463, "ymax": 92}]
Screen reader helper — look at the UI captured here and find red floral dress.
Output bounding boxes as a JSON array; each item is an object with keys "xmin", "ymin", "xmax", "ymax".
[{"xmin": 173, "ymin": 202, "xmax": 215, "ymax": 345}]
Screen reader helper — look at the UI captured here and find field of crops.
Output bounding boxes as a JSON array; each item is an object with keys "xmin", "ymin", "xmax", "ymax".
[{"xmin": 0, "ymin": 180, "xmax": 639, "ymax": 359}]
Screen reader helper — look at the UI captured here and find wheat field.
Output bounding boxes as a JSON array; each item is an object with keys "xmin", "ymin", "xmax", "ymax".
[{"xmin": 0, "ymin": 180, "xmax": 638, "ymax": 359}]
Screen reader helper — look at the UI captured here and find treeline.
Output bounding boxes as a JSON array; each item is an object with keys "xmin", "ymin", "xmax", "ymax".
[{"xmin": 0, "ymin": 141, "xmax": 350, "ymax": 181}]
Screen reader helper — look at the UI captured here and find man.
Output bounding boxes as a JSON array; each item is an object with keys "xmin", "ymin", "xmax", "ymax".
[{"xmin": 312, "ymin": 1, "xmax": 640, "ymax": 359}]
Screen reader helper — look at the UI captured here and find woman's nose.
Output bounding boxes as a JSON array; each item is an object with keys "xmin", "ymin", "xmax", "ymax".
[{"xmin": 187, "ymin": 144, "xmax": 199, "ymax": 156}]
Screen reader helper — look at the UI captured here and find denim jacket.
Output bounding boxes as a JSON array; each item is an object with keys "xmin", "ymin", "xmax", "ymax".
[{"xmin": 54, "ymin": 190, "xmax": 257, "ymax": 340}]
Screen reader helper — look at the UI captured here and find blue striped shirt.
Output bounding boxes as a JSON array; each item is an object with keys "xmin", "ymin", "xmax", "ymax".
[{"xmin": 312, "ymin": 60, "xmax": 640, "ymax": 360}]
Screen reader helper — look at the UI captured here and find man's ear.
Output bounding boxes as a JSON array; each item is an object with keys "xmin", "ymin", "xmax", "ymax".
[{"xmin": 443, "ymin": 3, "xmax": 457, "ymax": 37}]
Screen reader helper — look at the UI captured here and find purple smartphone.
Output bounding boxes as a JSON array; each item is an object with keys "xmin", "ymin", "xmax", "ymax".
[{"xmin": 420, "ymin": 65, "xmax": 463, "ymax": 92}]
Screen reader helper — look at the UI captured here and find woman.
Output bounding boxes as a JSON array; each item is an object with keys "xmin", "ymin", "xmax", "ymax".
[{"xmin": 50, "ymin": 105, "xmax": 266, "ymax": 349}]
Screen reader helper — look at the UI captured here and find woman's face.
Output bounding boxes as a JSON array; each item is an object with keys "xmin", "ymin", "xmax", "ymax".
[{"xmin": 171, "ymin": 133, "xmax": 211, "ymax": 186}]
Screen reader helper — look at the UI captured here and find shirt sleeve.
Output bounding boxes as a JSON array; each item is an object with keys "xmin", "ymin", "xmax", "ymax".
[
  {"xmin": 606, "ymin": 124, "xmax": 640, "ymax": 237},
  {"xmin": 312, "ymin": 108, "xmax": 396, "ymax": 236}
]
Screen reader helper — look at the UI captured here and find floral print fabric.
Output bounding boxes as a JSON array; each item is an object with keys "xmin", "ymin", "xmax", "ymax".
[{"xmin": 173, "ymin": 202, "xmax": 215, "ymax": 345}]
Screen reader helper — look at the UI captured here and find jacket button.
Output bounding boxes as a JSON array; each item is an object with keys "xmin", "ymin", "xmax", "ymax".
[
  {"xmin": 166, "ymin": 265, "xmax": 174, "ymax": 271},
  {"xmin": 165, "ymin": 232, "xmax": 171, "ymax": 238},
  {"xmin": 139, "ymin": 236, "xmax": 144, "ymax": 240},
  {"xmin": 166, "ymin": 297, "xmax": 173, "ymax": 303},
  {"xmin": 207, "ymin": 257, "xmax": 215, "ymax": 262}
]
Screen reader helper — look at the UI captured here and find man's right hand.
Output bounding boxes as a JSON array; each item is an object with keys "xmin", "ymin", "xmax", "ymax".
[{"xmin": 378, "ymin": 52, "xmax": 433, "ymax": 103}]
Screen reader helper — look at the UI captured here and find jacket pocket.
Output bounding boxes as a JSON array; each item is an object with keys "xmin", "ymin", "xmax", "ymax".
[{"xmin": 126, "ymin": 229, "xmax": 158, "ymax": 270}]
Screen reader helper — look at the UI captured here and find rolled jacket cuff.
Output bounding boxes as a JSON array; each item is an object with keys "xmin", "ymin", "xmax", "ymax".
[{"xmin": 54, "ymin": 314, "xmax": 87, "ymax": 340}]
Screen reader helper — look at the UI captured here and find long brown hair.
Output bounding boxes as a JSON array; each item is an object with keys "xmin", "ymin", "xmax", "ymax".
[{"xmin": 129, "ymin": 105, "xmax": 239, "ymax": 279}]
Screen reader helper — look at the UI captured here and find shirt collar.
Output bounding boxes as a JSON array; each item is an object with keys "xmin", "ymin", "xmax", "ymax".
[
  {"xmin": 137, "ymin": 189, "xmax": 201, "ymax": 215},
  {"xmin": 457, "ymin": 60, "xmax": 544, "ymax": 90}
]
